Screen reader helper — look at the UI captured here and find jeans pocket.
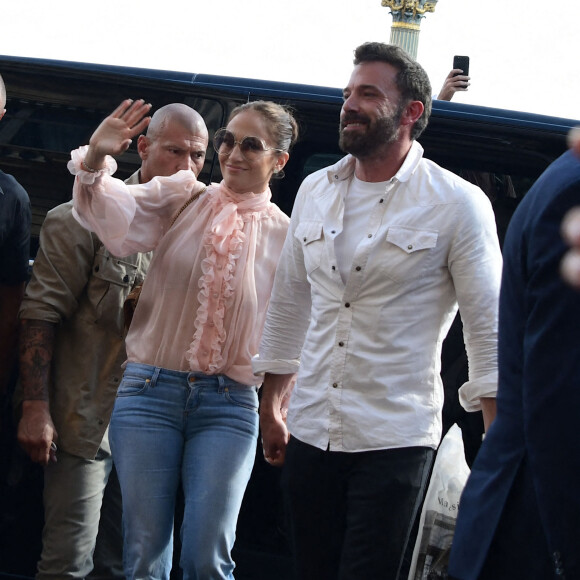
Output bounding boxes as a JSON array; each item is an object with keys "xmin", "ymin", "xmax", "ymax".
[
  {"xmin": 116, "ymin": 374, "xmax": 151, "ymax": 397},
  {"xmin": 224, "ymin": 386, "xmax": 258, "ymax": 412}
]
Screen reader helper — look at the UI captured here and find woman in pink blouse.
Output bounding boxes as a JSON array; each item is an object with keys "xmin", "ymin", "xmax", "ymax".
[{"xmin": 69, "ymin": 99, "xmax": 298, "ymax": 580}]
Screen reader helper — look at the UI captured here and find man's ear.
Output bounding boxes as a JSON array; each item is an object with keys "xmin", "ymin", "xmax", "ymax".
[
  {"xmin": 400, "ymin": 100, "xmax": 424, "ymax": 128},
  {"xmin": 137, "ymin": 134, "xmax": 149, "ymax": 160}
]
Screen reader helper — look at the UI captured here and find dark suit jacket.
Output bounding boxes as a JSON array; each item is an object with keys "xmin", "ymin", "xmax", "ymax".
[{"xmin": 449, "ymin": 150, "xmax": 580, "ymax": 580}]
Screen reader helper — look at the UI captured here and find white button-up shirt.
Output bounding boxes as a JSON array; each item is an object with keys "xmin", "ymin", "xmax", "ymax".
[{"xmin": 253, "ymin": 142, "xmax": 502, "ymax": 452}]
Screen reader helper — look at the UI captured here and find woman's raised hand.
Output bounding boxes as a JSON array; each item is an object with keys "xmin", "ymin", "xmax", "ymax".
[{"xmin": 84, "ymin": 99, "xmax": 152, "ymax": 169}]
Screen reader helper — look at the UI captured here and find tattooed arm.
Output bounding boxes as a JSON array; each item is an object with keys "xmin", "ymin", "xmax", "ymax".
[{"xmin": 17, "ymin": 319, "xmax": 58, "ymax": 465}]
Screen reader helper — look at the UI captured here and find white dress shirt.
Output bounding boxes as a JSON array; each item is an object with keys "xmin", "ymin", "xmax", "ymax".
[{"xmin": 253, "ymin": 141, "xmax": 502, "ymax": 452}]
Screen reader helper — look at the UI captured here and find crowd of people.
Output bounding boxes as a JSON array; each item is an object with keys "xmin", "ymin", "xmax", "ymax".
[{"xmin": 0, "ymin": 41, "xmax": 579, "ymax": 580}]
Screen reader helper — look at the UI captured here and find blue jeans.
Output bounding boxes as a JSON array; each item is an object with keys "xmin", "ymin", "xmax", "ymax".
[{"xmin": 109, "ymin": 363, "xmax": 259, "ymax": 580}]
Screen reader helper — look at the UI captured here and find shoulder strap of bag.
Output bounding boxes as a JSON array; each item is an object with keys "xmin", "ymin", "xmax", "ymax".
[
  {"xmin": 170, "ymin": 185, "xmax": 208, "ymax": 229},
  {"xmin": 122, "ymin": 186, "xmax": 207, "ymax": 331}
]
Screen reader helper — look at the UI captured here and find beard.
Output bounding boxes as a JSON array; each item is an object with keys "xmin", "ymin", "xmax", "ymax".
[{"xmin": 339, "ymin": 106, "xmax": 404, "ymax": 158}]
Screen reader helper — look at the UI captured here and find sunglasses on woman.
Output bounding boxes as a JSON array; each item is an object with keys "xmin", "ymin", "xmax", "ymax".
[{"xmin": 213, "ymin": 128, "xmax": 283, "ymax": 162}]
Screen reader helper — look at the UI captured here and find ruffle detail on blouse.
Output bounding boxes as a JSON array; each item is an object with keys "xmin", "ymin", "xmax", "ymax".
[
  {"xmin": 67, "ymin": 145, "xmax": 118, "ymax": 185},
  {"xmin": 186, "ymin": 223, "xmax": 245, "ymax": 372},
  {"xmin": 184, "ymin": 182, "xmax": 273, "ymax": 373}
]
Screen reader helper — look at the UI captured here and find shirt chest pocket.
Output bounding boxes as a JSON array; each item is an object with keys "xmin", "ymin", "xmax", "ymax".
[
  {"xmin": 381, "ymin": 226, "xmax": 439, "ymax": 284},
  {"xmin": 295, "ymin": 221, "xmax": 324, "ymax": 275},
  {"xmin": 85, "ymin": 247, "xmax": 139, "ymax": 321}
]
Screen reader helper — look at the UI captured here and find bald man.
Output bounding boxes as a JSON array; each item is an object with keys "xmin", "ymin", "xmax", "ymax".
[
  {"xmin": 135, "ymin": 102, "xmax": 207, "ymax": 182},
  {"xmin": 17, "ymin": 102, "xmax": 208, "ymax": 580}
]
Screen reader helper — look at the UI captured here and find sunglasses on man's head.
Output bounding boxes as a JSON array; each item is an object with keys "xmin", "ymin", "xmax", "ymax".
[{"xmin": 213, "ymin": 128, "xmax": 282, "ymax": 162}]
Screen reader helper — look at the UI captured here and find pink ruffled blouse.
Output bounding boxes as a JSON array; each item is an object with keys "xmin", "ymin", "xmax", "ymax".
[{"xmin": 69, "ymin": 146, "xmax": 290, "ymax": 385}]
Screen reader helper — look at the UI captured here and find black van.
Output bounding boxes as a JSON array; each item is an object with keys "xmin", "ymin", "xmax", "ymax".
[
  {"xmin": 1, "ymin": 54, "xmax": 578, "ymax": 579},
  {"xmin": 0, "ymin": 55, "xmax": 577, "ymax": 252}
]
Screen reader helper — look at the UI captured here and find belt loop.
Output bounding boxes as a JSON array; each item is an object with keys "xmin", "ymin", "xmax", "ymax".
[
  {"xmin": 217, "ymin": 374, "xmax": 226, "ymax": 393},
  {"xmin": 150, "ymin": 366, "xmax": 161, "ymax": 388}
]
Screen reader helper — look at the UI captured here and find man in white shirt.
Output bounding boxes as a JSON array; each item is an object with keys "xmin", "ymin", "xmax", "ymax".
[{"xmin": 253, "ymin": 42, "xmax": 501, "ymax": 579}]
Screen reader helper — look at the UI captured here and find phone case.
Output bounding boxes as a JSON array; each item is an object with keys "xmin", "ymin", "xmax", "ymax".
[{"xmin": 453, "ymin": 56, "xmax": 470, "ymax": 76}]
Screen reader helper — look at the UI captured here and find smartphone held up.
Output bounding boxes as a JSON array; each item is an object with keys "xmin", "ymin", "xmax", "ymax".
[{"xmin": 453, "ymin": 55, "xmax": 470, "ymax": 77}]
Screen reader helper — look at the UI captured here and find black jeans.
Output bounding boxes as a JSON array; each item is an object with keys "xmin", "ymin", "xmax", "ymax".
[{"xmin": 281, "ymin": 436, "xmax": 434, "ymax": 580}]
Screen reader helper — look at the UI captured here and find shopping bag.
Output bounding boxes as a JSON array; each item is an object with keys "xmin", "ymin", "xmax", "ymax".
[{"xmin": 408, "ymin": 423, "xmax": 470, "ymax": 580}]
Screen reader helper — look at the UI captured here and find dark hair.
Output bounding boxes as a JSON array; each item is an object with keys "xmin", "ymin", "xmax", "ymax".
[
  {"xmin": 229, "ymin": 101, "xmax": 299, "ymax": 153},
  {"xmin": 353, "ymin": 42, "xmax": 432, "ymax": 140}
]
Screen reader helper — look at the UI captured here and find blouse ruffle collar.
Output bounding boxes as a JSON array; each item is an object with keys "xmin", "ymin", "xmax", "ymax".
[{"xmin": 186, "ymin": 181, "xmax": 275, "ymax": 372}]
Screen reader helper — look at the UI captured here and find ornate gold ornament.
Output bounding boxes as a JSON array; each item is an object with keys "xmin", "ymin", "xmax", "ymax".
[{"xmin": 381, "ymin": 0, "xmax": 438, "ymax": 21}]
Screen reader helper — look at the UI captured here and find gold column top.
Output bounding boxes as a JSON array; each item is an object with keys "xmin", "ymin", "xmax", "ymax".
[{"xmin": 382, "ymin": 0, "xmax": 438, "ymax": 23}]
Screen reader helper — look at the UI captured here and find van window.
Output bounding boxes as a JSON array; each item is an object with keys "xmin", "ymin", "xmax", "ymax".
[
  {"xmin": 302, "ymin": 153, "xmax": 343, "ymax": 179},
  {"xmin": 1, "ymin": 94, "xmax": 226, "ymax": 252}
]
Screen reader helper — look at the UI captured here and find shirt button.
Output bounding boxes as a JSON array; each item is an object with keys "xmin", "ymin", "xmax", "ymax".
[
  {"xmin": 367, "ymin": 234, "xmax": 372, "ymax": 238},
  {"xmin": 213, "ymin": 292, "xmax": 219, "ymax": 298},
  {"xmin": 338, "ymin": 341, "xmax": 344, "ymax": 347},
  {"xmin": 332, "ymin": 383, "xmax": 338, "ymax": 388},
  {"xmin": 303, "ymin": 237, "xmax": 307, "ymax": 241},
  {"xmin": 345, "ymin": 302, "xmax": 350, "ymax": 308},
  {"xmin": 379, "ymin": 198, "xmax": 384, "ymax": 203},
  {"xmin": 331, "ymin": 230, "xmax": 336, "ymax": 234},
  {"xmin": 407, "ymin": 244, "xmax": 413, "ymax": 250},
  {"xmin": 355, "ymin": 266, "xmax": 361, "ymax": 271},
  {"xmin": 123, "ymin": 275, "xmax": 129, "ymax": 283},
  {"xmin": 332, "ymin": 265, "xmax": 336, "ymax": 271}
]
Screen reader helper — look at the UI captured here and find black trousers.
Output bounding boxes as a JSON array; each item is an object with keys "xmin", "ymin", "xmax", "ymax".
[{"xmin": 281, "ymin": 436, "xmax": 434, "ymax": 580}]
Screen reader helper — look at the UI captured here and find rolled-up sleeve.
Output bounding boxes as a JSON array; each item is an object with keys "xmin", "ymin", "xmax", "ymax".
[
  {"xmin": 451, "ymin": 189, "xmax": 502, "ymax": 410},
  {"xmin": 20, "ymin": 205, "xmax": 95, "ymax": 323}
]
